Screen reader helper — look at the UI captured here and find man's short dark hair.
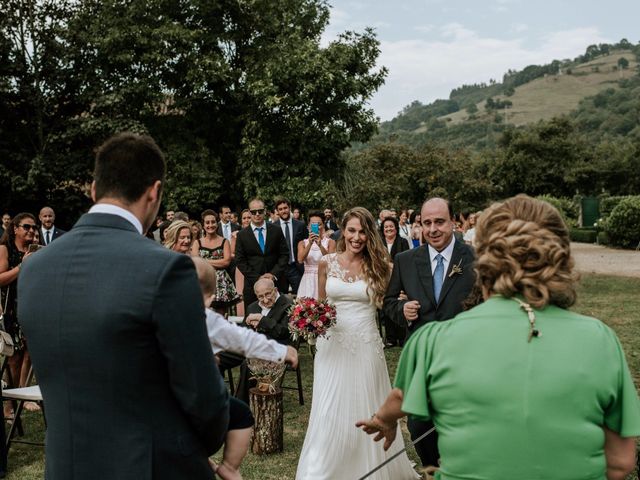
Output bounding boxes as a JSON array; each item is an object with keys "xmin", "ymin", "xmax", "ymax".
[
  {"xmin": 94, "ymin": 132, "xmax": 166, "ymax": 204},
  {"xmin": 219, "ymin": 205, "xmax": 231, "ymax": 213},
  {"xmin": 274, "ymin": 197, "xmax": 290, "ymax": 208}
]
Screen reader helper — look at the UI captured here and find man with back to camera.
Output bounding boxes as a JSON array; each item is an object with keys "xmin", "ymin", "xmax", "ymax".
[
  {"xmin": 383, "ymin": 197, "xmax": 475, "ymax": 471},
  {"xmin": 18, "ymin": 132, "xmax": 229, "ymax": 480}
]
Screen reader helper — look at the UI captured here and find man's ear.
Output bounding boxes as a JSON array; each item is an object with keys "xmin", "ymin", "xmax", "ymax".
[
  {"xmin": 148, "ymin": 180, "xmax": 162, "ymax": 204},
  {"xmin": 90, "ymin": 181, "xmax": 97, "ymax": 202}
]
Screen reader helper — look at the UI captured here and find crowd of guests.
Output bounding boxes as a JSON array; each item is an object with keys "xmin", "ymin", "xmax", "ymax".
[{"xmin": 2, "ymin": 133, "xmax": 638, "ymax": 480}]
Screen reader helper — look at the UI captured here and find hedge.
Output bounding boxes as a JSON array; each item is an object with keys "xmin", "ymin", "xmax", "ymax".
[{"xmin": 570, "ymin": 228, "xmax": 597, "ymax": 243}]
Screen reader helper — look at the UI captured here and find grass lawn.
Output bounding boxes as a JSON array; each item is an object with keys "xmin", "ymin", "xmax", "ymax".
[{"xmin": 5, "ymin": 274, "xmax": 640, "ymax": 479}]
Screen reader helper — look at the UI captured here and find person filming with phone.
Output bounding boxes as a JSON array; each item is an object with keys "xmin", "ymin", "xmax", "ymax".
[
  {"xmin": 296, "ymin": 211, "xmax": 336, "ymax": 300},
  {"xmin": 0, "ymin": 213, "xmax": 40, "ymax": 418}
]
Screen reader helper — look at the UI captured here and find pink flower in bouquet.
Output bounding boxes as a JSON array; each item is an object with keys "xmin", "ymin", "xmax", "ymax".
[{"xmin": 288, "ymin": 296, "xmax": 337, "ymax": 342}]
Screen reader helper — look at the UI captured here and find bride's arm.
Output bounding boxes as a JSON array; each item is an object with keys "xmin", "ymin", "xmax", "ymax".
[
  {"xmin": 317, "ymin": 260, "xmax": 328, "ymax": 299},
  {"xmin": 355, "ymin": 388, "xmax": 405, "ymax": 451}
]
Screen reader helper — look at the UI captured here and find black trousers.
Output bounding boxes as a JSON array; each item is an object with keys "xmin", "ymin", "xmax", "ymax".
[
  {"xmin": 282, "ymin": 262, "xmax": 303, "ymax": 295},
  {"xmin": 407, "ymin": 417, "xmax": 440, "ymax": 468}
]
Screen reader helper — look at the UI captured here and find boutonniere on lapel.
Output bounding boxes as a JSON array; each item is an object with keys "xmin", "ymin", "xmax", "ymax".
[{"xmin": 448, "ymin": 259, "xmax": 463, "ymax": 278}]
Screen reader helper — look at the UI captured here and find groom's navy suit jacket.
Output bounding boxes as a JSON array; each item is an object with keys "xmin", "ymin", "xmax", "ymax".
[
  {"xmin": 383, "ymin": 240, "xmax": 475, "ymax": 337},
  {"xmin": 19, "ymin": 213, "xmax": 229, "ymax": 480}
]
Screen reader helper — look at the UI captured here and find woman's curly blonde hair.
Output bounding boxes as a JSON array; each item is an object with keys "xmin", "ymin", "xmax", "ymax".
[
  {"xmin": 474, "ymin": 194, "xmax": 577, "ymax": 309},
  {"xmin": 336, "ymin": 207, "xmax": 391, "ymax": 308},
  {"xmin": 163, "ymin": 220, "xmax": 192, "ymax": 250}
]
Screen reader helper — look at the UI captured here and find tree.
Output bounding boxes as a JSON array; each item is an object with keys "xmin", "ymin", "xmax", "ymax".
[
  {"xmin": 0, "ymin": 0, "xmax": 387, "ymax": 216},
  {"xmin": 618, "ymin": 57, "xmax": 629, "ymax": 69}
]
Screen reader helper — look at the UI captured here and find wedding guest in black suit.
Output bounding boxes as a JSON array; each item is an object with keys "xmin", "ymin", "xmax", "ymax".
[
  {"xmin": 234, "ymin": 198, "xmax": 289, "ymax": 307},
  {"xmin": 379, "ymin": 216, "xmax": 410, "ymax": 348},
  {"xmin": 0, "ymin": 213, "xmax": 10, "ymax": 238},
  {"xmin": 383, "ymin": 197, "xmax": 475, "ymax": 470},
  {"xmin": 217, "ymin": 205, "xmax": 241, "ymax": 241},
  {"xmin": 323, "ymin": 207, "xmax": 338, "ymax": 231},
  {"xmin": 273, "ymin": 197, "xmax": 308, "ymax": 295},
  {"xmin": 18, "ymin": 132, "xmax": 229, "ymax": 480},
  {"xmin": 38, "ymin": 206, "xmax": 65, "ymax": 245}
]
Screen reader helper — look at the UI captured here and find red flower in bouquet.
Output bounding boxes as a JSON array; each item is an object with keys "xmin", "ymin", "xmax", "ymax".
[{"xmin": 288, "ymin": 297, "xmax": 337, "ymax": 343}]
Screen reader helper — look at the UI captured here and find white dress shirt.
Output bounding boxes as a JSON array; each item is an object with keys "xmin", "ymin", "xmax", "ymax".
[
  {"xmin": 88, "ymin": 203, "xmax": 144, "ymax": 234},
  {"xmin": 280, "ymin": 219, "xmax": 295, "ymax": 263},
  {"xmin": 251, "ymin": 222, "xmax": 267, "ymax": 244},
  {"xmin": 220, "ymin": 221, "xmax": 232, "ymax": 241},
  {"xmin": 41, "ymin": 227, "xmax": 54, "ymax": 245},
  {"xmin": 427, "ymin": 237, "xmax": 456, "ymax": 284},
  {"xmin": 205, "ymin": 309, "xmax": 286, "ymax": 363}
]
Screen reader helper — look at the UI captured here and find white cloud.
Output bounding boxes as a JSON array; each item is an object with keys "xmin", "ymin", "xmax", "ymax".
[{"xmin": 371, "ymin": 26, "xmax": 610, "ymax": 120}]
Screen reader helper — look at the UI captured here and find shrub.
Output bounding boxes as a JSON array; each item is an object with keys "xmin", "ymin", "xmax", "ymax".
[
  {"xmin": 599, "ymin": 195, "xmax": 633, "ymax": 217},
  {"xmin": 537, "ymin": 195, "xmax": 579, "ymax": 227},
  {"xmin": 597, "ymin": 231, "xmax": 609, "ymax": 245},
  {"xmin": 570, "ymin": 228, "xmax": 597, "ymax": 243},
  {"xmin": 605, "ymin": 197, "xmax": 640, "ymax": 248}
]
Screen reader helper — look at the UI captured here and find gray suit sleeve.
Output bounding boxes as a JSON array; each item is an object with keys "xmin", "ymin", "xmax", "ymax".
[{"xmin": 152, "ymin": 254, "xmax": 229, "ymax": 454}]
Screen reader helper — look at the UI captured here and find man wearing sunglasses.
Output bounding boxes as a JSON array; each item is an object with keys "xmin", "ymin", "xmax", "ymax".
[{"xmin": 234, "ymin": 198, "xmax": 289, "ymax": 306}]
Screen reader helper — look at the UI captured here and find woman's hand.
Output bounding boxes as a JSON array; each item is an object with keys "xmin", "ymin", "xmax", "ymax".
[{"xmin": 355, "ymin": 414, "xmax": 398, "ymax": 451}]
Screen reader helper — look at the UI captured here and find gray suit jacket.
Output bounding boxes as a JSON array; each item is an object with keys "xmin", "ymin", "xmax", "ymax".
[
  {"xmin": 383, "ymin": 240, "xmax": 475, "ymax": 337},
  {"xmin": 19, "ymin": 213, "xmax": 229, "ymax": 480}
]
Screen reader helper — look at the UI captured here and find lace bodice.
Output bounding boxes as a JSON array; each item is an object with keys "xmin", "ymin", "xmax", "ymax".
[{"xmin": 320, "ymin": 253, "xmax": 382, "ymax": 356}]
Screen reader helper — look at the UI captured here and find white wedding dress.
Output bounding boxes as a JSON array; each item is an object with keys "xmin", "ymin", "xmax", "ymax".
[{"xmin": 296, "ymin": 254, "xmax": 418, "ymax": 480}]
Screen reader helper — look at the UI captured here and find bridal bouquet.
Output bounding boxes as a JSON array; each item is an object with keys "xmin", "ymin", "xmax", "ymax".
[{"xmin": 288, "ymin": 297, "xmax": 336, "ymax": 345}]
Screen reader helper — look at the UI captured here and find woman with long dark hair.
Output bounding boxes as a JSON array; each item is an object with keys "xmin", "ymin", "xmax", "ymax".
[{"xmin": 0, "ymin": 212, "xmax": 38, "ymax": 414}]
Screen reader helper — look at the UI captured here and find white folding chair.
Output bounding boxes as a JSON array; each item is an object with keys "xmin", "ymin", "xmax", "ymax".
[{"xmin": 3, "ymin": 368, "xmax": 45, "ymax": 448}]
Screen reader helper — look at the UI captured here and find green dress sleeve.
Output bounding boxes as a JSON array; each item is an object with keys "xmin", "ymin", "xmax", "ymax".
[
  {"xmin": 603, "ymin": 327, "xmax": 640, "ymax": 437},
  {"xmin": 393, "ymin": 322, "xmax": 441, "ymax": 421}
]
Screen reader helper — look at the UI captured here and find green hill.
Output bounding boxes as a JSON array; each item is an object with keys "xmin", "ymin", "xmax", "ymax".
[
  {"xmin": 440, "ymin": 51, "xmax": 637, "ymax": 127},
  {"xmin": 376, "ymin": 40, "xmax": 640, "ymax": 149}
]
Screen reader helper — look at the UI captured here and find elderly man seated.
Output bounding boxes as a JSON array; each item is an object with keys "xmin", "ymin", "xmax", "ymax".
[
  {"xmin": 220, "ymin": 277, "xmax": 293, "ymax": 403},
  {"xmin": 244, "ymin": 277, "xmax": 293, "ymax": 345}
]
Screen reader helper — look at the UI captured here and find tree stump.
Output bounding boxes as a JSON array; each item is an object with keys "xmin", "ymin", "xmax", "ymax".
[{"xmin": 249, "ymin": 386, "xmax": 283, "ymax": 454}]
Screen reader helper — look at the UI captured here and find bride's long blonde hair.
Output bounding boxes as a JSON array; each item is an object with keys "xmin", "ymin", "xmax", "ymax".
[{"xmin": 336, "ymin": 207, "xmax": 391, "ymax": 308}]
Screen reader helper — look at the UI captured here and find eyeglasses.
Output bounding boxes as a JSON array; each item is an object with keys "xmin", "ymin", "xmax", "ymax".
[
  {"xmin": 250, "ymin": 209, "xmax": 265, "ymax": 215},
  {"xmin": 18, "ymin": 224, "xmax": 37, "ymax": 231}
]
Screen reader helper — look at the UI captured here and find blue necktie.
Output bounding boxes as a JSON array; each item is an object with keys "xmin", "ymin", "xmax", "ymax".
[
  {"xmin": 256, "ymin": 227, "xmax": 265, "ymax": 253},
  {"xmin": 433, "ymin": 254, "xmax": 444, "ymax": 302}
]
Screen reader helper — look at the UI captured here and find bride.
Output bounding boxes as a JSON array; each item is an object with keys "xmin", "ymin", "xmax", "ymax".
[{"xmin": 296, "ymin": 207, "xmax": 417, "ymax": 480}]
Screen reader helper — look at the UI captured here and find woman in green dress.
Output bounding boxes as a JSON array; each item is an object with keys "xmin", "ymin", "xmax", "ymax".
[{"xmin": 358, "ymin": 194, "xmax": 640, "ymax": 480}]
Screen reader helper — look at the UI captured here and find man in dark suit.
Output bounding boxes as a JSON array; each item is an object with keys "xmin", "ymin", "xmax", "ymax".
[
  {"xmin": 323, "ymin": 207, "xmax": 338, "ymax": 231},
  {"xmin": 217, "ymin": 205, "xmax": 240, "ymax": 241},
  {"xmin": 383, "ymin": 197, "xmax": 475, "ymax": 470},
  {"xmin": 245, "ymin": 277, "xmax": 293, "ymax": 344},
  {"xmin": 18, "ymin": 132, "xmax": 229, "ymax": 480},
  {"xmin": 38, "ymin": 206, "xmax": 66, "ymax": 245},
  {"xmin": 273, "ymin": 197, "xmax": 308, "ymax": 295},
  {"xmin": 235, "ymin": 198, "xmax": 289, "ymax": 306},
  {"xmin": 229, "ymin": 277, "xmax": 293, "ymax": 402}
]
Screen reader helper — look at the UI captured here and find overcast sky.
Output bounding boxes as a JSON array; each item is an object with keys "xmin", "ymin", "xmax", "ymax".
[{"xmin": 322, "ymin": 0, "xmax": 640, "ymax": 121}]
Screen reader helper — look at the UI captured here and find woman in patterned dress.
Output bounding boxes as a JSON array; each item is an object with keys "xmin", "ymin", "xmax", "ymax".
[{"xmin": 192, "ymin": 210, "xmax": 240, "ymax": 314}]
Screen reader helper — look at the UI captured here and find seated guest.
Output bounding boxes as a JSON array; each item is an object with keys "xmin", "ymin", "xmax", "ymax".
[
  {"xmin": 244, "ymin": 277, "xmax": 293, "ymax": 345},
  {"xmin": 225, "ymin": 277, "xmax": 293, "ymax": 403},
  {"xmin": 358, "ymin": 195, "xmax": 640, "ymax": 480}
]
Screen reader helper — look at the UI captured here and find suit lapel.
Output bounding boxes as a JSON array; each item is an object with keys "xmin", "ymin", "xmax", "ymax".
[
  {"xmin": 415, "ymin": 246, "xmax": 437, "ymax": 308},
  {"xmin": 438, "ymin": 241, "xmax": 468, "ymax": 307}
]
